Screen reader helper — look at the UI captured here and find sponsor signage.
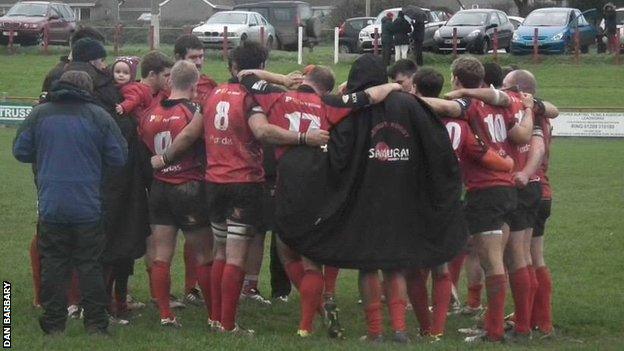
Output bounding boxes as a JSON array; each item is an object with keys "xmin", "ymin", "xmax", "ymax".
[
  {"xmin": 0, "ymin": 102, "xmax": 34, "ymax": 125},
  {"xmin": 551, "ymin": 112, "xmax": 624, "ymax": 138}
]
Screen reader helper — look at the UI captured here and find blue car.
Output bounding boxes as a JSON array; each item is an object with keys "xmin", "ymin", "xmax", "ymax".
[{"xmin": 511, "ymin": 7, "xmax": 597, "ymax": 54}]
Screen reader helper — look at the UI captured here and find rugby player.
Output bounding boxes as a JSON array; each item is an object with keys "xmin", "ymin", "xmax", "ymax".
[
  {"xmin": 152, "ymin": 42, "xmax": 329, "ymax": 334},
  {"xmin": 236, "ymin": 64, "xmax": 401, "ymax": 338},
  {"xmin": 173, "ymin": 35, "xmax": 219, "ymax": 305},
  {"xmin": 139, "ymin": 61, "xmax": 213, "ymax": 327}
]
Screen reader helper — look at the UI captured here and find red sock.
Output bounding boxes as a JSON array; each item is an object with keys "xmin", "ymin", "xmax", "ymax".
[
  {"xmin": 406, "ymin": 269, "xmax": 431, "ymax": 334},
  {"xmin": 532, "ymin": 266, "xmax": 553, "ymax": 333},
  {"xmin": 210, "ymin": 259, "xmax": 225, "ymax": 322},
  {"xmin": 361, "ymin": 273, "xmax": 383, "ymax": 337},
  {"xmin": 449, "ymin": 252, "xmax": 467, "ymax": 288},
  {"xmin": 221, "ymin": 264, "xmax": 245, "ymax": 331},
  {"xmin": 323, "ymin": 266, "xmax": 339, "ymax": 297},
  {"xmin": 527, "ymin": 265, "xmax": 538, "ymax": 321},
  {"xmin": 510, "ymin": 267, "xmax": 531, "ymax": 335},
  {"xmin": 151, "ymin": 260, "xmax": 173, "ymax": 319},
  {"xmin": 386, "ymin": 273, "xmax": 407, "ymax": 333},
  {"xmin": 67, "ymin": 270, "xmax": 81, "ymax": 305},
  {"xmin": 298, "ymin": 270, "xmax": 324, "ymax": 332},
  {"xmin": 467, "ymin": 283, "xmax": 483, "ymax": 308},
  {"xmin": 431, "ymin": 273, "xmax": 452, "ymax": 335},
  {"xmin": 197, "ymin": 262, "xmax": 212, "ymax": 312},
  {"xmin": 30, "ymin": 235, "xmax": 41, "ymax": 306},
  {"xmin": 484, "ymin": 274, "xmax": 507, "ymax": 341},
  {"xmin": 183, "ymin": 241, "xmax": 197, "ymax": 294},
  {"xmin": 285, "ymin": 260, "xmax": 304, "ymax": 291}
]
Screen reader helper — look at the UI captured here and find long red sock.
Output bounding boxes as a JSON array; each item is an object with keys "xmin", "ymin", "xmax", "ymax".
[
  {"xmin": 210, "ymin": 259, "xmax": 225, "ymax": 322},
  {"xmin": 298, "ymin": 270, "xmax": 324, "ymax": 332},
  {"xmin": 67, "ymin": 270, "xmax": 81, "ymax": 306},
  {"xmin": 361, "ymin": 273, "xmax": 383, "ymax": 337},
  {"xmin": 448, "ymin": 252, "xmax": 467, "ymax": 288},
  {"xmin": 527, "ymin": 265, "xmax": 538, "ymax": 322},
  {"xmin": 30, "ymin": 235, "xmax": 41, "ymax": 306},
  {"xmin": 323, "ymin": 266, "xmax": 339, "ymax": 297},
  {"xmin": 510, "ymin": 267, "xmax": 531, "ymax": 335},
  {"xmin": 431, "ymin": 273, "xmax": 452, "ymax": 335},
  {"xmin": 484, "ymin": 274, "xmax": 507, "ymax": 341},
  {"xmin": 386, "ymin": 273, "xmax": 407, "ymax": 333},
  {"xmin": 467, "ymin": 283, "xmax": 483, "ymax": 308},
  {"xmin": 151, "ymin": 260, "xmax": 173, "ymax": 319},
  {"xmin": 221, "ymin": 264, "xmax": 245, "ymax": 331},
  {"xmin": 406, "ymin": 269, "xmax": 431, "ymax": 334},
  {"xmin": 197, "ymin": 262, "xmax": 212, "ymax": 312},
  {"xmin": 183, "ymin": 241, "xmax": 197, "ymax": 294},
  {"xmin": 532, "ymin": 266, "xmax": 553, "ymax": 333},
  {"xmin": 285, "ymin": 260, "xmax": 304, "ymax": 291}
]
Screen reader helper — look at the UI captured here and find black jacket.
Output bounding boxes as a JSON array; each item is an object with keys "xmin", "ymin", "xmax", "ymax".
[
  {"xmin": 381, "ymin": 17, "xmax": 394, "ymax": 44},
  {"xmin": 392, "ymin": 16, "xmax": 412, "ymax": 45},
  {"xmin": 275, "ymin": 55, "xmax": 467, "ymax": 269}
]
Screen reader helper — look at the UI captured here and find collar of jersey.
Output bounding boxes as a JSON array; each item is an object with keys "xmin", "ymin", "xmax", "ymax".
[
  {"xmin": 161, "ymin": 98, "xmax": 190, "ymax": 107},
  {"xmin": 297, "ymin": 84, "xmax": 315, "ymax": 93}
]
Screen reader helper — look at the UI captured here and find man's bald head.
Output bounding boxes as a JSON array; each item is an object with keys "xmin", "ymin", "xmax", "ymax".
[{"xmin": 503, "ymin": 69, "xmax": 537, "ymax": 95}]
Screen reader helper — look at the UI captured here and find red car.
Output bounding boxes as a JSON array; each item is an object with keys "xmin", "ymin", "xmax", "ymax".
[{"xmin": 0, "ymin": 1, "xmax": 76, "ymax": 46}]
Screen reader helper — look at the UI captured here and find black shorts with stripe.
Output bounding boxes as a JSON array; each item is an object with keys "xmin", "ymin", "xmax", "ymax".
[
  {"xmin": 206, "ymin": 182, "xmax": 264, "ymax": 239},
  {"xmin": 148, "ymin": 179, "xmax": 210, "ymax": 231}
]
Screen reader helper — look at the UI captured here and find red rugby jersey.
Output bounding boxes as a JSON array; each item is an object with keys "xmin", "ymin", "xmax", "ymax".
[
  {"xmin": 462, "ymin": 93, "xmax": 523, "ymax": 191},
  {"xmin": 203, "ymin": 79, "xmax": 265, "ymax": 184},
  {"xmin": 140, "ymin": 99, "xmax": 204, "ymax": 185},
  {"xmin": 194, "ymin": 74, "xmax": 218, "ymax": 106},
  {"xmin": 536, "ymin": 117, "xmax": 552, "ymax": 199},
  {"xmin": 443, "ymin": 118, "xmax": 487, "ymax": 168},
  {"xmin": 241, "ymin": 75, "xmax": 370, "ymax": 160}
]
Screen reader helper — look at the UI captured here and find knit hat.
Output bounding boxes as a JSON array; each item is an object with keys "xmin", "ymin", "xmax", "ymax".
[
  {"xmin": 113, "ymin": 56, "xmax": 140, "ymax": 82},
  {"xmin": 72, "ymin": 38, "xmax": 107, "ymax": 62}
]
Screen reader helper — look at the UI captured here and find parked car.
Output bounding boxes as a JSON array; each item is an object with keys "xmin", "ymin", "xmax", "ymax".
[
  {"xmin": 511, "ymin": 7, "xmax": 597, "ymax": 54},
  {"xmin": 0, "ymin": 1, "xmax": 75, "ymax": 46},
  {"xmin": 338, "ymin": 16, "xmax": 373, "ymax": 53},
  {"xmin": 433, "ymin": 9, "xmax": 515, "ymax": 54},
  {"xmin": 358, "ymin": 7, "xmax": 446, "ymax": 52},
  {"xmin": 192, "ymin": 11, "xmax": 276, "ymax": 49},
  {"xmin": 599, "ymin": 7, "xmax": 624, "ymax": 52},
  {"xmin": 233, "ymin": 1, "xmax": 321, "ymax": 50},
  {"xmin": 508, "ymin": 16, "xmax": 524, "ymax": 29}
]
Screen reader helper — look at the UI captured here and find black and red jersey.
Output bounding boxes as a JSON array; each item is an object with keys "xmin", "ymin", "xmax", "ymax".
[
  {"xmin": 139, "ymin": 99, "xmax": 204, "ymax": 185},
  {"xmin": 536, "ymin": 117, "xmax": 552, "ymax": 199},
  {"xmin": 443, "ymin": 118, "xmax": 488, "ymax": 168},
  {"xmin": 203, "ymin": 79, "xmax": 265, "ymax": 184},
  {"xmin": 241, "ymin": 74, "xmax": 371, "ymax": 160}
]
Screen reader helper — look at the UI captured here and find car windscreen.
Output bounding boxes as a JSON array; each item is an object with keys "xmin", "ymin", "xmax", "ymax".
[
  {"xmin": 374, "ymin": 10, "xmax": 411, "ymax": 24},
  {"xmin": 7, "ymin": 3, "xmax": 48, "ymax": 17},
  {"xmin": 348, "ymin": 19, "xmax": 369, "ymax": 30},
  {"xmin": 446, "ymin": 12, "xmax": 489, "ymax": 26},
  {"xmin": 207, "ymin": 12, "xmax": 247, "ymax": 24},
  {"xmin": 523, "ymin": 11, "xmax": 569, "ymax": 26}
]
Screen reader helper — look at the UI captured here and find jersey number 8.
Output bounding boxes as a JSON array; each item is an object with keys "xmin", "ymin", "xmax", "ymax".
[{"xmin": 214, "ymin": 101, "xmax": 230, "ymax": 131}]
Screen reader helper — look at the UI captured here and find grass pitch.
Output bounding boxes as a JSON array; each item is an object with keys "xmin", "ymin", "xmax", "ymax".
[{"xmin": 0, "ymin": 46, "xmax": 623, "ymax": 350}]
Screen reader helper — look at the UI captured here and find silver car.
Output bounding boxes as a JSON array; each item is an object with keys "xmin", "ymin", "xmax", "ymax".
[{"xmin": 192, "ymin": 11, "xmax": 276, "ymax": 49}]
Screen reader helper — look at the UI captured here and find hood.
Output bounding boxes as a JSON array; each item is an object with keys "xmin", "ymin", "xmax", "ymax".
[
  {"xmin": 438, "ymin": 25, "xmax": 484, "ymax": 37},
  {"xmin": 47, "ymin": 81, "xmax": 96, "ymax": 104},
  {"xmin": 0, "ymin": 15, "xmax": 46, "ymax": 24},
  {"xmin": 346, "ymin": 54, "xmax": 387, "ymax": 93},
  {"xmin": 193, "ymin": 23, "xmax": 247, "ymax": 33},
  {"xmin": 516, "ymin": 24, "xmax": 567, "ymax": 37}
]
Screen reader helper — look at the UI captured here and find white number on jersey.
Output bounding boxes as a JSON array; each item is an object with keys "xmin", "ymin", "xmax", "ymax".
[
  {"xmin": 154, "ymin": 131, "xmax": 172, "ymax": 155},
  {"xmin": 284, "ymin": 112, "xmax": 321, "ymax": 132},
  {"xmin": 445, "ymin": 121, "xmax": 462, "ymax": 151},
  {"xmin": 484, "ymin": 114, "xmax": 507, "ymax": 143},
  {"xmin": 214, "ymin": 101, "xmax": 230, "ymax": 131}
]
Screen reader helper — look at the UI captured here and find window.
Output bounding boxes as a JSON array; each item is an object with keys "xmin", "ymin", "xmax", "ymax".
[
  {"xmin": 79, "ymin": 8, "xmax": 90, "ymax": 21},
  {"xmin": 249, "ymin": 14, "xmax": 258, "ymax": 25},
  {"xmin": 490, "ymin": 13, "xmax": 500, "ymax": 25},
  {"xmin": 273, "ymin": 8, "xmax": 293, "ymax": 22},
  {"xmin": 50, "ymin": 5, "xmax": 62, "ymax": 19},
  {"xmin": 498, "ymin": 13, "xmax": 508, "ymax": 24},
  {"xmin": 248, "ymin": 7, "xmax": 268, "ymax": 18},
  {"xmin": 259, "ymin": 15, "xmax": 268, "ymax": 25}
]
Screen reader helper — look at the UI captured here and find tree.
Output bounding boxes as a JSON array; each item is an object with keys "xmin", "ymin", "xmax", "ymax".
[{"xmin": 513, "ymin": 0, "xmax": 531, "ymax": 17}]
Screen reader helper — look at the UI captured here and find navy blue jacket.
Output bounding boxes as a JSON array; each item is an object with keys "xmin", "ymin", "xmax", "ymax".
[{"xmin": 13, "ymin": 82, "xmax": 128, "ymax": 224}]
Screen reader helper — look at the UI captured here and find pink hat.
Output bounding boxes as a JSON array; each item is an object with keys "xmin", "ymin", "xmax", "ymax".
[{"xmin": 113, "ymin": 56, "xmax": 140, "ymax": 82}]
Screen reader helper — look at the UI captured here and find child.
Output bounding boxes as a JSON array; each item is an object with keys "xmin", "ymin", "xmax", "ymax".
[{"xmin": 114, "ymin": 52, "xmax": 173, "ymax": 119}]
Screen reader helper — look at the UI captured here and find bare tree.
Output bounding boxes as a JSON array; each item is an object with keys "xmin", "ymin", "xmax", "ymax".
[{"xmin": 513, "ymin": 0, "xmax": 531, "ymax": 17}]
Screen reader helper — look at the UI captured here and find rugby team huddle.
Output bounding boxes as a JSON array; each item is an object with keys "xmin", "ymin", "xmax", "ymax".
[{"xmin": 14, "ymin": 26, "xmax": 557, "ymax": 344}]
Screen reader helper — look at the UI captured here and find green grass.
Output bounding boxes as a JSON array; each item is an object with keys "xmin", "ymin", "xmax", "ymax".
[
  {"xmin": 0, "ymin": 45, "xmax": 623, "ymax": 108},
  {"xmin": 1, "ymin": 47, "xmax": 624, "ymax": 350}
]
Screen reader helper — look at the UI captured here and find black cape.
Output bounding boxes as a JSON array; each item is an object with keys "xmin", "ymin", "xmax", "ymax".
[{"xmin": 275, "ymin": 55, "xmax": 467, "ymax": 270}]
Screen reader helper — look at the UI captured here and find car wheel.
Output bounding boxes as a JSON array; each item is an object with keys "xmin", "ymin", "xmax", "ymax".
[
  {"xmin": 581, "ymin": 44, "xmax": 589, "ymax": 54},
  {"xmin": 240, "ymin": 33, "xmax": 248, "ymax": 44},
  {"xmin": 505, "ymin": 45, "xmax": 511, "ymax": 53},
  {"xmin": 479, "ymin": 38, "xmax": 489, "ymax": 55},
  {"xmin": 339, "ymin": 43, "xmax": 350, "ymax": 54},
  {"xmin": 267, "ymin": 36, "xmax": 274, "ymax": 50}
]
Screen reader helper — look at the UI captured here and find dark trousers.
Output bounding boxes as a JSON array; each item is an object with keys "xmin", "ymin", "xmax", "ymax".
[
  {"xmin": 270, "ymin": 231, "xmax": 292, "ymax": 297},
  {"xmin": 412, "ymin": 38, "xmax": 424, "ymax": 66},
  {"xmin": 38, "ymin": 221, "xmax": 109, "ymax": 334},
  {"xmin": 382, "ymin": 43, "xmax": 393, "ymax": 66}
]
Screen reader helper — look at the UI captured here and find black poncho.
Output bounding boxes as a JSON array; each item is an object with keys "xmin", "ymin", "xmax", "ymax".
[{"xmin": 275, "ymin": 55, "xmax": 467, "ymax": 270}]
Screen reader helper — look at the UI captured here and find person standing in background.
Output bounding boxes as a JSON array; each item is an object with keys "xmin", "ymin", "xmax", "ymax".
[
  {"xmin": 410, "ymin": 10, "xmax": 426, "ymax": 66},
  {"xmin": 392, "ymin": 11, "xmax": 412, "ymax": 61},
  {"xmin": 381, "ymin": 12, "xmax": 395, "ymax": 66}
]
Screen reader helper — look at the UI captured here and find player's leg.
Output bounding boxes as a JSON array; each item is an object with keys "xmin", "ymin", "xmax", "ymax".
[
  {"xmin": 430, "ymin": 264, "xmax": 452, "ymax": 338},
  {"xmin": 150, "ymin": 224, "xmax": 179, "ymax": 325},
  {"xmin": 463, "ymin": 237, "xmax": 485, "ymax": 315},
  {"xmin": 270, "ymin": 231, "xmax": 292, "ymax": 301},
  {"xmin": 323, "ymin": 266, "xmax": 339, "ymax": 301},
  {"xmin": 241, "ymin": 231, "xmax": 271, "ymax": 305},
  {"xmin": 182, "ymin": 239, "xmax": 202, "ymax": 306},
  {"xmin": 531, "ymin": 199, "xmax": 553, "ymax": 335},
  {"xmin": 297, "ymin": 256, "xmax": 323, "ymax": 336},
  {"xmin": 358, "ymin": 270, "xmax": 383, "ymax": 342},
  {"xmin": 182, "ymin": 225, "xmax": 213, "ymax": 314},
  {"xmin": 405, "ymin": 268, "xmax": 431, "ymax": 335},
  {"xmin": 382, "ymin": 269, "xmax": 409, "ymax": 343},
  {"xmin": 210, "ymin": 223, "xmax": 226, "ymax": 328},
  {"xmin": 276, "ymin": 236, "xmax": 304, "ymax": 290}
]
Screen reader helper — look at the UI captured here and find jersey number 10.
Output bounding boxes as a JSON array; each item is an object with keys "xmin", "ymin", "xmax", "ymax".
[{"xmin": 484, "ymin": 114, "xmax": 507, "ymax": 143}]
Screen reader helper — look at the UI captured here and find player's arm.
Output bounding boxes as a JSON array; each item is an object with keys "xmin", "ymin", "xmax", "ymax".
[
  {"xmin": 508, "ymin": 93, "xmax": 534, "ymax": 144},
  {"xmin": 444, "ymin": 87, "xmax": 510, "ymax": 107},
  {"xmin": 514, "ymin": 131, "xmax": 545, "ymax": 187},
  {"xmin": 421, "ymin": 97, "xmax": 470, "ymax": 119},
  {"xmin": 248, "ymin": 111, "xmax": 329, "ymax": 147},
  {"xmin": 12, "ymin": 109, "xmax": 38, "ymax": 163},
  {"xmin": 151, "ymin": 110, "xmax": 204, "ymax": 170},
  {"xmin": 464, "ymin": 127, "xmax": 515, "ymax": 172},
  {"xmin": 534, "ymin": 98, "xmax": 559, "ymax": 119},
  {"xmin": 364, "ymin": 83, "xmax": 402, "ymax": 104},
  {"xmin": 238, "ymin": 69, "xmax": 302, "ymax": 90}
]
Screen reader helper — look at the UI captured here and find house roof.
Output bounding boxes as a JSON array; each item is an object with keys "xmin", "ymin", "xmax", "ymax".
[
  {"xmin": 159, "ymin": 0, "xmax": 231, "ymax": 9},
  {"xmin": 120, "ymin": 0, "xmax": 231, "ymax": 11}
]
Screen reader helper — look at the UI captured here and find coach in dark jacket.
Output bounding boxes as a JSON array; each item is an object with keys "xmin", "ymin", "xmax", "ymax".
[
  {"xmin": 13, "ymin": 71, "xmax": 127, "ymax": 335},
  {"xmin": 410, "ymin": 10, "xmax": 426, "ymax": 66},
  {"xmin": 392, "ymin": 11, "xmax": 412, "ymax": 60},
  {"xmin": 381, "ymin": 12, "xmax": 395, "ymax": 66}
]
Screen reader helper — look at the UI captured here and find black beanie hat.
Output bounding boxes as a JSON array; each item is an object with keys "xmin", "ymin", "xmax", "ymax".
[{"xmin": 72, "ymin": 38, "xmax": 107, "ymax": 62}]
